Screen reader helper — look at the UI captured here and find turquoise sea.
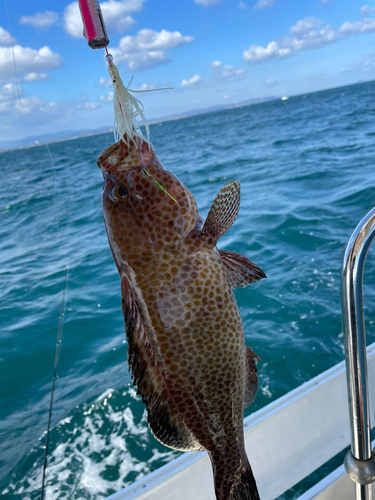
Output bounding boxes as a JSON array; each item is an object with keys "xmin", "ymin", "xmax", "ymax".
[{"xmin": 1, "ymin": 81, "xmax": 375, "ymax": 500}]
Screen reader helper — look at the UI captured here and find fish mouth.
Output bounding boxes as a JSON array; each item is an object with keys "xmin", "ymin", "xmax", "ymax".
[
  {"xmin": 97, "ymin": 137, "xmax": 154, "ymax": 172},
  {"xmin": 97, "ymin": 142, "xmax": 121, "ymax": 171}
]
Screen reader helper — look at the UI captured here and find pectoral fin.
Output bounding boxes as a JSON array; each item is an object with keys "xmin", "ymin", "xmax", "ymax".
[
  {"xmin": 219, "ymin": 249, "xmax": 266, "ymax": 289},
  {"xmin": 244, "ymin": 347, "xmax": 260, "ymax": 409},
  {"xmin": 121, "ymin": 275, "xmax": 201, "ymax": 452},
  {"xmin": 201, "ymin": 181, "xmax": 240, "ymax": 247},
  {"xmin": 121, "ymin": 274, "xmax": 148, "ymax": 388}
]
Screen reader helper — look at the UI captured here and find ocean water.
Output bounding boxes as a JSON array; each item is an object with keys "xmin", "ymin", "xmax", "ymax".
[{"xmin": 1, "ymin": 81, "xmax": 375, "ymax": 500}]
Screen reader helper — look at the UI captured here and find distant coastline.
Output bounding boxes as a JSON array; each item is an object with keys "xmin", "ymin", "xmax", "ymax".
[{"xmin": 0, "ymin": 79, "xmax": 372, "ymax": 153}]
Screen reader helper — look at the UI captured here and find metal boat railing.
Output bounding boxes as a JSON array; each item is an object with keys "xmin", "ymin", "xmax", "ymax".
[{"xmin": 342, "ymin": 207, "xmax": 375, "ymax": 500}]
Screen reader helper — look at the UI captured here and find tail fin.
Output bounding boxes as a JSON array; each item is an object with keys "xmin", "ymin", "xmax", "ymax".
[
  {"xmin": 231, "ymin": 466, "xmax": 260, "ymax": 500},
  {"xmin": 213, "ymin": 462, "xmax": 260, "ymax": 500}
]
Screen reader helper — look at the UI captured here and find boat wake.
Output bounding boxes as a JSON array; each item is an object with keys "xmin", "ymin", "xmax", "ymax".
[{"xmin": 2, "ymin": 387, "xmax": 178, "ymax": 500}]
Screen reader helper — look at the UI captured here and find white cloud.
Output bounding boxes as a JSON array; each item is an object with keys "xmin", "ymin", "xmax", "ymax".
[
  {"xmin": 360, "ymin": 5, "xmax": 375, "ymax": 18},
  {"xmin": 15, "ymin": 95, "xmax": 46, "ymax": 114},
  {"xmin": 0, "ymin": 45, "xmax": 63, "ymax": 80},
  {"xmin": 264, "ymin": 78, "xmax": 279, "ymax": 87},
  {"xmin": 19, "ymin": 11, "xmax": 59, "ymax": 30},
  {"xmin": 238, "ymin": 1, "xmax": 246, "ymax": 9},
  {"xmin": 0, "ymin": 27, "xmax": 16, "ymax": 47},
  {"xmin": 64, "ymin": 0, "xmax": 145, "ymax": 38},
  {"xmin": 0, "ymin": 83, "xmax": 18, "ymax": 111},
  {"xmin": 63, "ymin": 3, "xmax": 84, "ymax": 38},
  {"xmin": 0, "ymin": 83, "xmax": 47, "ymax": 116},
  {"xmin": 78, "ymin": 102, "xmax": 99, "ymax": 110},
  {"xmin": 340, "ymin": 17, "xmax": 375, "ymax": 36},
  {"xmin": 194, "ymin": 0, "xmax": 221, "ymax": 5},
  {"xmin": 253, "ymin": 0, "xmax": 276, "ymax": 9},
  {"xmin": 111, "ymin": 29, "xmax": 193, "ymax": 71},
  {"xmin": 136, "ymin": 82, "xmax": 158, "ymax": 90},
  {"xmin": 210, "ymin": 60, "xmax": 245, "ymax": 79},
  {"xmin": 0, "ymin": 82, "xmax": 95, "ymax": 137},
  {"xmin": 244, "ymin": 11, "xmax": 375, "ymax": 65},
  {"xmin": 114, "ymin": 29, "xmax": 193, "ymax": 53},
  {"xmin": 340, "ymin": 52, "xmax": 375, "ymax": 74},
  {"xmin": 115, "ymin": 50, "xmax": 167, "ymax": 71},
  {"xmin": 354, "ymin": 53, "xmax": 375, "ymax": 70},
  {"xmin": 23, "ymin": 72, "xmax": 50, "ymax": 82},
  {"xmin": 15, "ymin": 98, "xmax": 74, "ymax": 125},
  {"xmin": 244, "ymin": 41, "xmax": 292, "ymax": 62},
  {"xmin": 99, "ymin": 77, "xmax": 112, "ymax": 88},
  {"xmin": 243, "ymin": 16, "xmax": 341, "ymax": 63},
  {"xmin": 100, "ymin": 91, "xmax": 114, "ymax": 101},
  {"xmin": 221, "ymin": 64, "xmax": 244, "ymax": 77},
  {"xmin": 181, "ymin": 74, "xmax": 202, "ymax": 87},
  {"xmin": 284, "ymin": 18, "xmax": 338, "ymax": 50},
  {"xmin": 290, "ymin": 17, "xmax": 323, "ymax": 36},
  {"xmin": 0, "ymin": 82, "xmax": 70, "ymax": 123}
]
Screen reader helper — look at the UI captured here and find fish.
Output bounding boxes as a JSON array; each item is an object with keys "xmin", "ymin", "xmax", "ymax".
[{"xmin": 97, "ymin": 134, "xmax": 266, "ymax": 500}]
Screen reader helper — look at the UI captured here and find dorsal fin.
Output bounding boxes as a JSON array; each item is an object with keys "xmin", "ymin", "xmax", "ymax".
[
  {"xmin": 244, "ymin": 347, "xmax": 260, "ymax": 409},
  {"xmin": 219, "ymin": 250, "xmax": 266, "ymax": 289},
  {"xmin": 201, "ymin": 181, "xmax": 240, "ymax": 247}
]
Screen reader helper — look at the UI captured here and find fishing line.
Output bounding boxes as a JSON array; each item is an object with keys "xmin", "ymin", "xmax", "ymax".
[
  {"xmin": 3, "ymin": 1, "xmax": 70, "ymax": 493},
  {"xmin": 3, "ymin": 0, "xmax": 59, "ymax": 230},
  {"xmin": 40, "ymin": 267, "xmax": 69, "ymax": 500}
]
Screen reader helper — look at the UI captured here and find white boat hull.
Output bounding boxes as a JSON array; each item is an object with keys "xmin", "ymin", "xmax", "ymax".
[{"xmin": 106, "ymin": 342, "xmax": 375, "ymax": 500}]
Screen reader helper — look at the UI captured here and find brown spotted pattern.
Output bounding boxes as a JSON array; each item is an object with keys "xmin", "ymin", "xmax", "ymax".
[
  {"xmin": 201, "ymin": 180, "xmax": 241, "ymax": 245},
  {"xmin": 97, "ymin": 135, "xmax": 265, "ymax": 500}
]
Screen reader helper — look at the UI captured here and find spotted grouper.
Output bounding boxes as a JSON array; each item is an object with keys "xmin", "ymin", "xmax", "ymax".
[{"xmin": 97, "ymin": 134, "xmax": 266, "ymax": 500}]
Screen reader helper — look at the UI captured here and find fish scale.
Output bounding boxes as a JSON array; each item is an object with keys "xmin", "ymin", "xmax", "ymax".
[{"xmin": 97, "ymin": 134, "xmax": 266, "ymax": 500}]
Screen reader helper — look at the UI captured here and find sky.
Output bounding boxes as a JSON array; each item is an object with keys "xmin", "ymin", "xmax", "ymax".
[{"xmin": 1, "ymin": 0, "xmax": 375, "ymax": 142}]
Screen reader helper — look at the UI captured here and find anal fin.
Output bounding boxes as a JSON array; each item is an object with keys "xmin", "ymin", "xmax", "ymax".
[
  {"xmin": 121, "ymin": 275, "xmax": 202, "ymax": 451},
  {"xmin": 244, "ymin": 346, "xmax": 260, "ymax": 409},
  {"xmin": 219, "ymin": 249, "xmax": 266, "ymax": 290}
]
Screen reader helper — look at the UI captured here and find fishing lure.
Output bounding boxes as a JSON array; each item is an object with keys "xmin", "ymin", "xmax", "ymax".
[
  {"xmin": 78, "ymin": 0, "xmax": 109, "ymax": 49},
  {"xmin": 78, "ymin": 0, "xmax": 176, "ymax": 202}
]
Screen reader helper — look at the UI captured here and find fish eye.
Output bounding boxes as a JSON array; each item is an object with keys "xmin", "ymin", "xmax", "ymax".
[{"xmin": 116, "ymin": 185, "xmax": 128, "ymax": 199}]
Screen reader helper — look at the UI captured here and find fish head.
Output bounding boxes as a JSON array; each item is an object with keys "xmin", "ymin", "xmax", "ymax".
[{"xmin": 97, "ymin": 137, "xmax": 201, "ymax": 259}]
